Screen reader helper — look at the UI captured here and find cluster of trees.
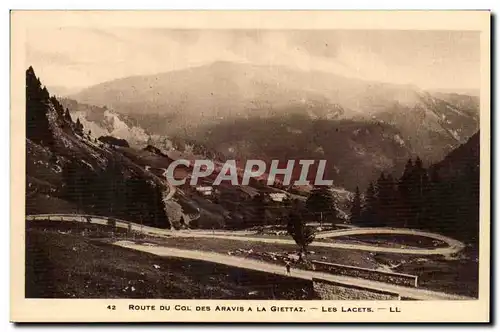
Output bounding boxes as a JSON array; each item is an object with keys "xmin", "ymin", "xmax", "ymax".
[
  {"xmin": 216, "ymin": 191, "xmax": 277, "ymax": 229},
  {"xmin": 230, "ymin": 184, "xmax": 341, "ymax": 230},
  {"xmin": 349, "ymin": 155, "xmax": 479, "ymax": 242},
  {"xmin": 305, "ymin": 186, "xmax": 340, "ymax": 224},
  {"xmin": 74, "ymin": 118, "xmax": 84, "ymax": 134},
  {"xmin": 26, "ymin": 66, "xmax": 86, "ymax": 144},
  {"xmin": 169, "ymin": 136, "xmax": 226, "ymax": 161},
  {"xmin": 286, "ymin": 199, "xmax": 315, "ymax": 256},
  {"xmin": 285, "ymin": 146, "xmax": 479, "ymax": 252},
  {"xmin": 61, "ymin": 157, "xmax": 170, "ymax": 228},
  {"xmin": 98, "ymin": 135, "xmax": 130, "ymax": 147},
  {"xmin": 143, "ymin": 144, "xmax": 168, "ymax": 157},
  {"xmin": 284, "ymin": 185, "xmax": 342, "ymax": 255},
  {"xmin": 27, "ymin": 66, "xmax": 171, "ymax": 229},
  {"xmin": 26, "ymin": 67, "xmax": 55, "ymax": 147}
]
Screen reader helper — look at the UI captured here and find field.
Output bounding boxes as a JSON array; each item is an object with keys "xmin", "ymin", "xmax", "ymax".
[
  {"xmin": 317, "ymin": 234, "xmax": 449, "ymax": 249},
  {"xmin": 26, "ymin": 220, "xmax": 479, "ymax": 298},
  {"xmin": 131, "ymin": 233, "xmax": 479, "ymax": 297},
  {"xmin": 25, "ymin": 221, "xmax": 317, "ymax": 299},
  {"xmin": 224, "ymin": 231, "xmax": 449, "ymax": 250}
]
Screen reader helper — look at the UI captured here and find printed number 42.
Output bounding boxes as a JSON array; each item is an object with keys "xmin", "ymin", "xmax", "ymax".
[{"xmin": 107, "ymin": 305, "xmax": 116, "ymax": 310}]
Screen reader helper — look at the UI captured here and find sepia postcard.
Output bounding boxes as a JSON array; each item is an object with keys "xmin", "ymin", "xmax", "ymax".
[{"xmin": 10, "ymin": 10, "xmax": 491, "ymax": 323}]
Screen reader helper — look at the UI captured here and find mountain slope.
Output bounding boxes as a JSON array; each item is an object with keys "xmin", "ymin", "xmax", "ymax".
[
  {"xmin": 59, "ymin": 98, "xmax": 150, "ymax": 148},
  {"xmin": 25, "ymin": 67, "xmax": 173, "ymax": 228},
  {"xmin": 70, "ymin": 61, "xmax": 479, "ymax": 190},
  {"xmin": 188, "ymin": 114, "xmax": 411, "ymax": 190},
  {"xmin": 426, "ymin": 132, "xmax": 480, "ymax": 242},
  {"xmin": 73, "ymin": 61, "xmax": 421, "ymax": 119},
  {"xmin": 28, "ymin": 67, "xmax": 314, "ymax": 230},
  {"xmin": 72, "ymin": 61, "xmax": 478, "ymax": 146},
  {"xmin": 431, "ymin": 131, "xmax": 480, "ymax": 180}
]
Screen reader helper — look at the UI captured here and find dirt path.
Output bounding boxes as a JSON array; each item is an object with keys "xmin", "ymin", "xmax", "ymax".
[
  {"xmin": 144, "ymin": 166, "xmax": 176, "ymax": 200},
  {"xmin": 159, "ymin": 168, "xmax": 176, "ymax": 200},
  {"xmin": 315, "ymin": 227, "xmax": 465, "ymax": 252},
  {"xmin": 112, "ymin": 240, "xmax": 471, "ymax": 301},
  {"xmin": 26, "ymin": 214, "xmax": 464, "ymax": 256},
  {"xmin": 171, "ymin": 228, "xmax": 464, "ymax": 256}
]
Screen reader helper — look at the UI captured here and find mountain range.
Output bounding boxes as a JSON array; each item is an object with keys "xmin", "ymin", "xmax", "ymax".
[
  {"xmin": 25, "ymin": 64, "xmax": 481, "ymax": 239},
  {"xmin": 68, "ymin": 61, "xmax": 480, "ymax": 190},
  {"xmin": 26, "ymin": 67, "xmax": 186, "ymax": 229},
  {"xmin": 26, "ymin": 66, "xmax": 322, "ymax": 230}
]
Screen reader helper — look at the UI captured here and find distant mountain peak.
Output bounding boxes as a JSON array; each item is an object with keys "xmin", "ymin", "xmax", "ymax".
[{"xmin": 69, "ymin": 61, "xmax": 479, "ymax": 190}]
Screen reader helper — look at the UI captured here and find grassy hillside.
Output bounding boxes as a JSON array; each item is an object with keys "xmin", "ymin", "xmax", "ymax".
[
  {"xmin": 26, "ymin": 221, "xmax": 318, "ymax": 299},
  {"xmin": 26, "ymin": 66, "xmax": 171, "ymax": 228}
]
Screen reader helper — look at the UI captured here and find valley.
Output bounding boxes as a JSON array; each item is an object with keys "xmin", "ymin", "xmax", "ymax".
[
  {"xmin": 60, "ymin": 61, "xmax": 479, "ymax": 190},
  {"xmin": 24, "ymin": 62, "xmax": 480, "ymax": 300}
]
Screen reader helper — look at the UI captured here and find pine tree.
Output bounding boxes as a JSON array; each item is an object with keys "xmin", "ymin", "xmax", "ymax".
[
  {"xmin": 286, "ymin": 204, "xmax": 315, "ymax": 257},
  {"xmin": 349, "ymin": 186, "xmax": 362, "ymax": 225},
  {"xmin": 426, "ymin": 166, "xmax": 442, "ymax": 231},
  {"xmin": 26, "ymin": 66, "xmax": 54, "ymax": 146},
  {"xmin": 306, "ymin": 185, "xmax": 339, "ymax": 224},
  {"xmin": 410, "ymin": 156, "xmax": 429, "ymax": 228},
  {"xmin": 150, "ymin": 183, "xmax": 170, "ymax": 228},
  {"xmin": 399, "ymin": 159, "xmax": 414, "ymax": 192},
  {"xmin": 251, "ymin": 192, "xmax": 268, "ymax": 226},
  {"xmin": 99, "ymin": 157, "xmax": 125, "ymax": 216},
  {"xmin": 41, "ymin": 86, "xmax": 49, "ymax": 99},
  {"xmin": 124, "ymin": 176, "xmax": 148, "ymax": 226},
  {"xmin": 375, "ymin": 173, "xmax": 397, "ymax": 227},
  {"xmin": 75, "ymin": 117, "xmax": 84, "ymax": 134},
  {"xmin": 375, "ymin": 173, "xmax": 387, "ymax": 226},
  {"xmin": 361, "ymin": 182, "xmax": 377, "ymax": 226},
  {"xmin": 61, "ymin": 161, "xmax": 93, "ymax": 213},
  {"xmin": 50, "ymin": 96, "xmax": 64, "ymax": 116},
  {"xmin": 63, "ymin": 108, "xmax": 71, "ymax": 123},
  {"xmin": 398, "ymin": 158, "xmax": 414, "ymax": 227},
  {"xmin": 385, "ymin": 174, "xmax": 398, "ymax": 227}
]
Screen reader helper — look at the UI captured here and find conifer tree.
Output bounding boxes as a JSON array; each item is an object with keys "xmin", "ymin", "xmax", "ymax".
[
  {"xmin": 75, "ymin": 117, "xmax": 84, "ymax": 134},
  {"xmin": 398, "ymin": 158, "xmax": 414, "ymax": 227},
  {"xmin": 361, "ymin": 182, "xmax": 377, "ymax": 226},
  {"xmin": 425, "ymin": 166, "xmax": 442, "ymax": 230},
  {"xmin": 349, "ymin": 186, "xmax": 362, "ymax": 225},
  {"xmin": 26, "ymin": 66, "xmax": 54, "ymax": 146},
  {"xmin": 306, "ymin": 185, "xmax": 339, "ymax": 224},
  {"xmin": 409, "ymin": 156, "xmax": 429, "ymax": 228},
  {"xmin": 286, "ymin": 204, "xmax": 315, "ymax": 257},
  {"xmin": 251, "ymin": 192, "xmax": 268, "ymax": 226},
  {"xmin": 376, "ymin": 173, "xmax": 397, "ymax": 227},
  {"xmin": 64, "ymin": 108, "xmax": 72, "ymax": 122}
]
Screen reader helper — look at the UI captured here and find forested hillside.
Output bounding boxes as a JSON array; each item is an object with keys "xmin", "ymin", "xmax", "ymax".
[
  {"xmin": 349, "ymin": 133, "xmax": 480, "ymax": 243},
  {"xmin": 26, "ymin": 66, "xmax": 171, "ymax": 228}
]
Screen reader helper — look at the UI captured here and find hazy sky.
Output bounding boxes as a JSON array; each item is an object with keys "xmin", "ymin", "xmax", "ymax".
[{"xmin": 25, "ymin": 28, "xmax": 480, "ymax": 91}]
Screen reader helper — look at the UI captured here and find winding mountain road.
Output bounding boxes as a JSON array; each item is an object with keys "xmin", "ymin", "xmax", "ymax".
[
  {"xmin": 172, "ymin": 231, "xmax": 463, "ymax": 256},
  {"xmin": 112, "ymin": 240, "xmax": 472, "ymax": 300},
  {"xmin": 26, "ymin": 214, "xmax": 465, "ymax": 256},
  {"xmin": 160, "ymin": 167, "xmax": 177, "ymax": 200},
  {"xmin": 144, "ymin": 166, "xmax": 177, "ymax": 200},
  {"xmin": 26, "ymin": 214, "xmax": 471, "ymax": 300}
]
